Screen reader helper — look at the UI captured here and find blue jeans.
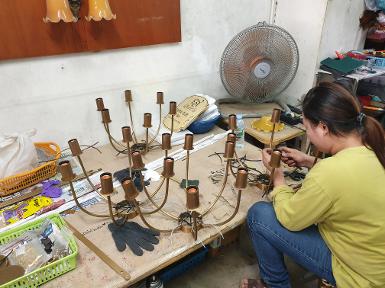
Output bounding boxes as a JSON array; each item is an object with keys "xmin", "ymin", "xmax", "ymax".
[{"xmin": 247, "ymin": 202, "xmax": 336, "ymax": 288}]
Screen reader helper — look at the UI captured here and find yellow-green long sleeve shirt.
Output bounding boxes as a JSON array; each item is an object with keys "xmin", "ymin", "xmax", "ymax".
[{"xmin": 271, "ymin": 146, "xmax": 385, "ymax": 288}]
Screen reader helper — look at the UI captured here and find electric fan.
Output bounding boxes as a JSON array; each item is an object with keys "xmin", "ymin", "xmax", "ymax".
[{"xmin": 220, "ymin": 21, "xmax": 299, "ymax": 109}]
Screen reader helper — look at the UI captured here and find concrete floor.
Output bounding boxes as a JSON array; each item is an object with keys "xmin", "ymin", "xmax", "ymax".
[{"xmin": 165, "ymin": 225, "xmax": 319, "ymax": 288}]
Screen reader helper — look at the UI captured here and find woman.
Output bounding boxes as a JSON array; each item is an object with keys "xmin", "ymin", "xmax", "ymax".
[{"xmin": 242, "ymin": 82, "xmax": 385, "ymax": 288}]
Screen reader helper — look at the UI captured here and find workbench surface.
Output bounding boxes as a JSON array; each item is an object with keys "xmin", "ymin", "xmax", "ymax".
[{"xmin": 43, "ymin": 128, "xmax": 266, "ymax": 287}]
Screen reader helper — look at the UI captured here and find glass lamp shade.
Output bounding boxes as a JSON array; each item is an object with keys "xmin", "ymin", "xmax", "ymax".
[
  {"xmin": 86, "ymin": 0, "xmax": 116, "ymax": 21},
  {"xmin": 43, "ymin": 0, "xmax": 77, "ymax": 23}
]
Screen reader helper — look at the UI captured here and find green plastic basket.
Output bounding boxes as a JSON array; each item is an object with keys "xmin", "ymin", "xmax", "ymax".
[{"xmin": 0, "ymin": 214, "xmax": 78, "ymax": 288}]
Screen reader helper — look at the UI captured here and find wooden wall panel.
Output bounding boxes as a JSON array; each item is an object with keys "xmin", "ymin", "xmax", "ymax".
[{"xmin": 0, "ymin": 0, "xmax": 181, "ymax": 61}]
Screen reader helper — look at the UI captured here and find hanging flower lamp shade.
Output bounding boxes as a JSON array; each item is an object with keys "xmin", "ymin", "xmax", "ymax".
[
  {"xmin": 86, "ymin": 0, "xmax": 116, "ymax": 21},
  {"xmin": 43, "ymin": 0, "xmax": 77, "ymax": 23}
]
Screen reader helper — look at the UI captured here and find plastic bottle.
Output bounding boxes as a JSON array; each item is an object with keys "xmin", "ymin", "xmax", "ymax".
[{"xmin": 234, "ymin": 114, "xmax": 245, "ymax": 149}]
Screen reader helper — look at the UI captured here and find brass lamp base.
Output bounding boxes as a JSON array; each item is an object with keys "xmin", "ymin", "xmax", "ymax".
[
  {"xmin": 114, "ymin": 200, "xmax": 138, "ymax": 220},
  {"xmin": 178, "ymin": 211, "xmax": 203, "ymax": 240}
]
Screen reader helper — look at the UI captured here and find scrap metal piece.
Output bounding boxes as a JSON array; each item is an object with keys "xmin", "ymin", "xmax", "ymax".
[{"xmin": 64, "ymin": 220, "xmax": 131, "ymax": 281}]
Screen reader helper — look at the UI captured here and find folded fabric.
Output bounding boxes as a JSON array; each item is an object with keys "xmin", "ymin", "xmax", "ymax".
[{"xmin": 320, "ymin": 57, "xmax": 364, "ymax": 74}]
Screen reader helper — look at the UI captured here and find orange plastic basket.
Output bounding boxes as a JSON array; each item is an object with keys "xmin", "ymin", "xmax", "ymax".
[{"xmin": 0, "ymin": 142, "xmax": 61, "ymax": 196}]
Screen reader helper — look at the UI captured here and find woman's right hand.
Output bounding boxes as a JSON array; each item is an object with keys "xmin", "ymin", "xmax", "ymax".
[{"xmin": 279, "ymin": 147, "xmax": 314, "ymax": 168}]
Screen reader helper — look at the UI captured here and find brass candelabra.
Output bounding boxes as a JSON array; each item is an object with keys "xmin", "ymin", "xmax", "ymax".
[
  {"xmin": 60, "ymin": 130, "xmax": 248, "ymax": 241},
  {"xmin": 95, "ymin": 90, "xmax": 177, "ymax": 155}
]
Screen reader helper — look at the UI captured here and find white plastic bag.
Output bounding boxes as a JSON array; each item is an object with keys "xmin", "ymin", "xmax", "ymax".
[{"xmin": 0, "ymin": 129, "xmax": 37, "ymax": 179}]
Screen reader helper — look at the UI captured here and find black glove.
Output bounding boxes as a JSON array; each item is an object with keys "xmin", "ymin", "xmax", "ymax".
[
  {"xmin": 108, "ymin": 221, "xmax": 160, "ymax": 256},
  {"xmin": 113, "ymin": 168, "xmax": 149, "ymax": 191}
]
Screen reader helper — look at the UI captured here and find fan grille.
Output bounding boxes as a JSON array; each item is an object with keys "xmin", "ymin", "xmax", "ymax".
[{"xmin": 220, "ymin": 22, "xmax": 299, "ymax": 103}]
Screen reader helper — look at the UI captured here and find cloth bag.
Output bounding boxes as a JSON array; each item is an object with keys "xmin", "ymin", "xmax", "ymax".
[{"xmin": 0, "ymin": 129, "xmax": 38, "ymax": 179}]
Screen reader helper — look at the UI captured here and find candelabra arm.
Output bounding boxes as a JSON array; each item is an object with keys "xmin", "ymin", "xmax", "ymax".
[
  {"xmin": 76, "ymin": 155, "xmax": 113, "ymax": 203},
  {"xmin": 201, "ymin": 160, "xmax": 231, "ymax": 216},
  {"xmin": 126, "ymin": 143, "xmax": 132, "ymax": 177},
  {"xmin": 143, "ymin": 178, "xmax": 170, "ymax": 215},
  {"xmin": 103, "ymin": 122, "xmax": 126, "ymax": 148},
  {"xmin": 170, "ymin": 115, "xmax": 175, "ymax": 137},
  {"xmin": 140, "ymin": 177, "xmax": 166, "ymax": 206},
  {"xmin": 104, "ymin": 123, "xmax": 127, "ymax": 154},
  {"xmin": 140, "ymin": 173, "xmax": 179, "ymax": 220},
  {"xmin": 212, "ymin": 189, "xmax": 242, "ymax": 227},
  {"xmin": 127, "ymin": 101, "xmax": 139, "ymax": 144},
  {"xmin": 269, "ymin": 123, "xmax": 276, "ymax": 149},
  {"xmin": 234, "ymin": 150, "xmax": 245, "ymax": 168},
  {"xmin": 147, "ymin": 104, "xmax": 162, "ymax": 147},
  {"xmin": 185, "ymin": 151, "xmax": 190, "ymax": 189},
  {"xmin": 145, "ymin": 128, "xmax": 149, "ymax": 153},
  {"xmin": 230, "ymin": 162, "xmax": 237, "ymax": 178},
  {"xmin": 133, "ymin": 200, "xmax": 173, "ymax": 233},
  {"xmin": 192, "ymin": 212, "xmax": 198, "ymax": 241},
  {"xmin": 69, "ymin": 181, "xmax": 110, "ymax": 218}
]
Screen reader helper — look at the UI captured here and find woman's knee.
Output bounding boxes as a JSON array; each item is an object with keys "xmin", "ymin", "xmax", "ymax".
[{"xmin": 247, "ymin": 201, "xmax": 276, "ymax": 228}]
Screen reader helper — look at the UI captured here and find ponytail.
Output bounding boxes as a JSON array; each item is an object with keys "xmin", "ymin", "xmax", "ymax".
[{"xmin": 361, "ymin": 116, "xmax": 385, "ymax": 169}]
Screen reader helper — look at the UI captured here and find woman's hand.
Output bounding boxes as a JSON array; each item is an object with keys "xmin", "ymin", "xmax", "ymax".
[
  {"xmin": 262, "ymin": 148, "xmax": 286, "ymax": 187},
  {"xmin": 261, "ymin": 148, "xmax": 273, "ymax": 171},
  {"xmin": 279, "ymin": 147, "xmax": 315, "ymax": 168}
]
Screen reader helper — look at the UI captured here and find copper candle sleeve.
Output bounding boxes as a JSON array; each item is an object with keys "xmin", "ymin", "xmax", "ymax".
[
  {"xmin": 271, "ymin": 108, "xmax": 281, "ymax": 124},
  {"xmin": 186, "ymin": 186, "xmax": 200, "ymax": 210},
  {"xmin": 132, "ymin": 151, "xmax": 145, "ymax": 170},
  {"xmin": 59, "ymin": 160, "xmax": 75, "ymax": 182},
  {"xmin": 169, "ymin": 101, "xmax": 177, "ymax": 115},
  {"xmin": 143, "ymin": 113, "xmax": 152, "ymax": 128},
  {"xmin": 101, "ymin": 109, "xmax": 111, "ymax": 123},
  {"xmin": 162, "ymin": 133, "xmax": 171, "ymax": 150},
  {"xmin": 95, "ymin": 98, "xmax": 105, "ymax": 111},
  {"xmin": 228, "ymin": 114, "xmax": 236, "ymax": 130},
  {"xmin": 235, "ymin": 168, "xmax": 248, "ymax": 189},
  {"xmin": 224, "ymin": 141, "xmax": 235, "ymax": 159},
  {"xmin": 68, "ymin": 138, "xmax": 82, "ymax": 156},
  {"xmin": 122, "ymin": 126, "xmax": 133, "ymax": 143},
  {"xmin": 183, "ymin": 134, "xmax": 194, "ymax": 151},
  {"xmin": 227, "ymin": 133, "xmax": 237, "ymax": 143},
  {"xmin": 100, "ymin": 172, "xmax": 114, "ymax": 195},
  {"xmin": 125, "ymin": 90, "xmax": 132, "ymax": 102},
  {"xmin": 162, "ymin": 157, "xmax": 175, "ymax": 178},
  {"xmin": 122, "ymin": 178, "xmax": 139, "ymax": 200},
  {"xmin": 157, "ymin": 92, "xmax": 164, "ymax": 105},
  {"xmin": 269, "ymin": 150, "xmax": 282, "ymax": 168}
]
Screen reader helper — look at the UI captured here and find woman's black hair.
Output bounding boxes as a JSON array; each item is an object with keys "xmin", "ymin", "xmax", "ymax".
[{"xmin": 302, "ymin": 82, "xmax": 385, "ymax": 168}]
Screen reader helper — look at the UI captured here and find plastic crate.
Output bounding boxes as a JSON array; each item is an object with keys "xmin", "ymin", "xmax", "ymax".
[
  {"xmin": 0, "ymin": 214, "xmax": 78, "ymax": 288},
  {"xmin": 159, "ymin": 247, "xmax": 208, "ymax": 283},
  {"xmin": 0, "ymin": 142, "xmax": 61, "ymax": 196}
]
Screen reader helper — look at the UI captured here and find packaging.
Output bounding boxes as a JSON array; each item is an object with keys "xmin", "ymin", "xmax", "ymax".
[{"xmin": 0, "ymin": 129, "xmax": 38, "ymax": 179}]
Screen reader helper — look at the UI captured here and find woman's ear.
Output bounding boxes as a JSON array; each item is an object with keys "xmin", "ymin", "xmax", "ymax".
[{"xmin": 319, "ymin": 122, "xmax": 329, "ymax": 136}]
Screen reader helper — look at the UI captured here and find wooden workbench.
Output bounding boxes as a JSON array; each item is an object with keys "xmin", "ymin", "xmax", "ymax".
[
  {"xmin": 219, "ymin": 102, "xmax": 306, "ymax": 147},
  {"xmin": 43, "ymin": 128, "xmax": 266, "ymax": 287}
]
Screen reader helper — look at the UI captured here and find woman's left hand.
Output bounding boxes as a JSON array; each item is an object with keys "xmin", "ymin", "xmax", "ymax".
[
  {"xmin": 262, "ymin": 148, "xmax": 273, "ymax": 171},
  {"xmin": 262, "ymin": 148, "xmax": 286, "ymax": 187}
]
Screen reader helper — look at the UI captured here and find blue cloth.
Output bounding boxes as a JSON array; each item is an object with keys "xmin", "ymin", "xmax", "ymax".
[{"xmin": 247, "ymin": 202, "xmax": 336, "ymax": 288}]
